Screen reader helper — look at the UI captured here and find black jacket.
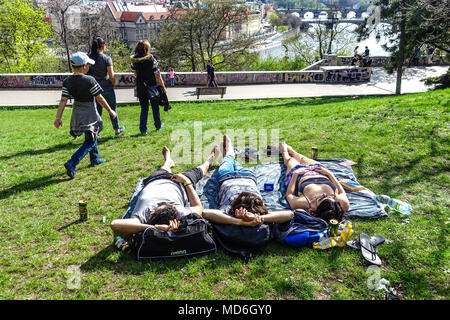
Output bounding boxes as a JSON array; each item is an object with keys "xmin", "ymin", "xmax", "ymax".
[{"xmin": 131, "ymin": 54, "xmax": 171, "ymax": 110}]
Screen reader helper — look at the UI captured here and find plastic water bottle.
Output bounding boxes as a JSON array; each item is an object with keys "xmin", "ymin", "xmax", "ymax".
[{"xmin": 375, "ymin": 195, "xmax": 412, "ymax": 215}]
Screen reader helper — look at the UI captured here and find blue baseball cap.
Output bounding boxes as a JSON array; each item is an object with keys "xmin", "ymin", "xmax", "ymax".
[{"xmin": 70, "ymin": 52, "xmax": 95, "ymax": 67}]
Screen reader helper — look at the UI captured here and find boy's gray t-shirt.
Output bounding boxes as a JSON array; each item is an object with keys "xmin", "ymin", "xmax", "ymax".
[
  {"xmin": 217, "ymin": 178, "xmax": 261, "ymax": 215},
  {"xmin": 130, "ymin": 179, "xmax": 193, "ymax": 224},
  {"xmin": 88, "ymin": 53, "xmax": 113, "ymax": 91}
]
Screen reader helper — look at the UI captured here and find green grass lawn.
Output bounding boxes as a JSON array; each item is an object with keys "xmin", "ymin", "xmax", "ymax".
[{"xmin": 0, "ymin": 89, "xmax": 449, "ymax": 300}]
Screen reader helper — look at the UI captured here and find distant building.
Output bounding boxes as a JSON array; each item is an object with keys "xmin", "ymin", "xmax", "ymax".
[{"xmin": 106, "ymin": 1, "xmax": 171, "ymax": 48}]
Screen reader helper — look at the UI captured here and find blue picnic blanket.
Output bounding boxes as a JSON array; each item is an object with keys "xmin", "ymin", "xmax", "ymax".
[
  {"xmin": 123, "ymin": 158, "xmax": 386, "ymax": 220},
  {"xmin": 195, "ymin": 159, "xmax": 387, "ymax": 219},
  {"xmin": 122, "ymin": 159, "xmax": 386, "ymax": 250}
]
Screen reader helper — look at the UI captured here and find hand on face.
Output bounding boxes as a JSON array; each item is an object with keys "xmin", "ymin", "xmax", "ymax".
[{"xmin": 235, "ymin": 207, "xmax": 255, "ymax": 222}]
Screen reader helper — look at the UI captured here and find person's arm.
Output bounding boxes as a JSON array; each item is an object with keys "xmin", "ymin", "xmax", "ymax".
[
  {"xmin": 95, "ymin": 94, "xmax": 117, "ymax": 119},
  {"xmin": 110, "ymin": 218, "xmax": 180, "ymax": 236},
  {"xmin": 261, "ymin": 210, "xmax": 294, "ymax": 223},
  {"xmin": 155, "ymin": 71, "xmax": 167, "ymax": 94},
  {"xmin": 170, "ymin": 174, "xmax": 203, "ymax": 216},
  {"xmin": 202, "ymin": 209, "xmax": 263, "ymax": 227},
  {"xmin": 110, "ymin": 217, "xmax": 154, "ymax": 236},
  {"xmin": 54, "ymin": 96, "xmax": 68, "ymax": 128},
  {"xmin": 285, "ymin": 168, "xmax": 310, "ymax": 210},
  {"xmin": 107, "ymin": 65, "xmax": 116, "ymax": 87}
]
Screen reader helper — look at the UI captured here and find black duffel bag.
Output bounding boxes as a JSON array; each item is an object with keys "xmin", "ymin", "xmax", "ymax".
[
  {"xmin": 130, "ymin": 213, "xmax": 217, "ymax": 260},
  {"xmin": 211, "ymin": 223, "xmax": 271, "ymax": 259}
]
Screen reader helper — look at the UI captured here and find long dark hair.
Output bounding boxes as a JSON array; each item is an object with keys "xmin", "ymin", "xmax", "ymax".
[
  {"xmin": 229, "ymin": 192, "xmax": 269, "ymax": 216},
  {"xmin": 90, "ymin": 37, "xmax": 105, "ymax": 61},
  {"xmin": 312, "ymin": 199, "xmax": 345, "ymax": 223}
]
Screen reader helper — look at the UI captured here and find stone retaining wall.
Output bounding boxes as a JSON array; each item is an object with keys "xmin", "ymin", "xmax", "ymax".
[{"xmin": 0, "ymin": 55, "xmax": 384, "ymax": 89}]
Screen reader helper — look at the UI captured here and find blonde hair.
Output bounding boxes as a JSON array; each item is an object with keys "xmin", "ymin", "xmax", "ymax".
[{"xmin": 134, "ymin": 40, "xmax": 151, "ymax": 55}]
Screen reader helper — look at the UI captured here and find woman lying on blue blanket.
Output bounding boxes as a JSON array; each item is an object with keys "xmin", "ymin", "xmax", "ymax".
[
  {"xmin": 202, "ymin": 135, "xmax": 294, "ymax": 226},
  {"xmin": 280, "ymin": 142, "xmax": 349, "ymax": 223}
]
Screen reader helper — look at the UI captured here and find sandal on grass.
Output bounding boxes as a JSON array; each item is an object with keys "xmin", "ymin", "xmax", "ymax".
[
  {"xmin": 359, "ymin": 233, "xmax": 382, "ymax": 266},
  {"xmin": 347, "ymin": 235, "xmax": 385, "ymax": 250}
]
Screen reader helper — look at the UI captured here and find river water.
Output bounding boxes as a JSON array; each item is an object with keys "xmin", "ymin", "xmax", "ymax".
[{"xmin": 259, "ymin": 22, "xmax": 393, "ymax": 59}]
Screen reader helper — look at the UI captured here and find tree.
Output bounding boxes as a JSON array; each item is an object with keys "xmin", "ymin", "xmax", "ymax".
[
  {"xmin": 0, "ymin": 0, "xmax": 53, "ymax": 73},
  {"xmin": 153, "ymin": 21, "xmax": 185, "ymax": 71},
  {"xmin": 282, "ymin": 14, "xmax": 302, "ymax": 30},
  {"xmin": 158, "ymin": 0, "xmax": 257, "ymax": 72},
  {"xmin": 283, "ymin": 23, "xmax": 355, "ymax": 65},
  {"xmin": 47, "ymin": 0, "xmax": 81, "ymax": 72},
  {"xmin": 358, "ymin": 0, "xmax": 449, "ymax": 95},
  {"xmin": 269, "ymin": 13, "xmax": 282, "ymax": 29}
]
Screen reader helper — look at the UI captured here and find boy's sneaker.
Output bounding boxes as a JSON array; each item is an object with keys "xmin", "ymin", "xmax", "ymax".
[
  {"xmin": 64, "ymin": 161, "xmax": 75, "ymax": 179},
  {"xmin": 115, "ymin": 126, "xmax": 125, "ymax": 136},
  {"xmin": 91, "ymin": 159, "xmax": 106, "ymax": 167}
]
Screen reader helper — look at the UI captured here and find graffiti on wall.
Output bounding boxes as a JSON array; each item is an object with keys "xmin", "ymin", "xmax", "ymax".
[
  {"xmin": 325, "ymin": 68, "xmax": 372, "ymax": 82},
  {"xmin": 284, "ymin": 72, "xmax": 325, "ymax": 83}
]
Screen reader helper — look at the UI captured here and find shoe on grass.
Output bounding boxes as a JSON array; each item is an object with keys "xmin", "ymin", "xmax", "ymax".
[
  {"xmin": 115, "ymin": 126, "xmax": 125, "ymax": 136},
  {"xmin": 64, "ymin": 161, "xmax": 75, "ymax": 179},
  {"xmin": 156, "ymin": 122, "xmax": 165, "ymax": 131},
  {"xmin": 91, "ymin": 159, "xmax": 106, "ymax": 167}
]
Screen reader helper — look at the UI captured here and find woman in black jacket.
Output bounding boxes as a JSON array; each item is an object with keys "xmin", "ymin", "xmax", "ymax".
[{"xmin": 131, "ymin": 40, "xmax": 168, "ymax": 135}]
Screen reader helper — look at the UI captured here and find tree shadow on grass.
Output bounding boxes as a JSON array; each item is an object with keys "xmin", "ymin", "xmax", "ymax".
[
  {"xmin": 239, "ymin": 95, "xmax": 380, "ymax": 111},
  {"xmin": 0, "ymin": 173, "xmax": 72, "ymax": 200},
  {"xmin": 1, "ymin": 134, "xmax": 145, "ymax": 162},
  {"xmin": 80, "ymin": 244, "xmax": 236, "ymax": 275}
]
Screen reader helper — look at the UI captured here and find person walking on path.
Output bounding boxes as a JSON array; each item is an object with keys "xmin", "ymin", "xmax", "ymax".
[
  {"xmin": 88, "ymin": 37, "xmax": 125, "ymax": 136},
  {"xmin": 169, "ymin": 68, "xmax": 175, "ymax": 87},
  {"xmin": 54, "ymin": 52, "xmax": 117, "ymax": 179},
  {"xmin": 206, "ymin": 59, "xmax": 217, "ymax": 88},
  {"xmin": 131, "ymin": 40, "xmax": 168, "ymax": 135}
]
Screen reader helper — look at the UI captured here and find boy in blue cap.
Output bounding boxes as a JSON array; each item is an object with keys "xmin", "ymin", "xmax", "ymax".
[{"xmin": 54, "ymin": 52, "xmax": 117, "ymax": 179}]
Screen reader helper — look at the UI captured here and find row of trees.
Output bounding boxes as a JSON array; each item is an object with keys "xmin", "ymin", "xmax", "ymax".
[{"xmin": 1, "ymin": 0, "xmax": 448, "ymax": 95}]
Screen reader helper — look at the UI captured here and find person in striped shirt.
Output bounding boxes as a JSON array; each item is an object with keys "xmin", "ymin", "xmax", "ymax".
[{"xmin": 54, "ymin": 52, "xmax": 117, "ymax": 179}]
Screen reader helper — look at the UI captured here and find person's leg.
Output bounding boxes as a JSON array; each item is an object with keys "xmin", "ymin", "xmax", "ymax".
[
  {"xmin": 284, "ymin": 142, "xmax": 318, "ymax": 165},
  {"xmin": 150, "ymin": 97, "xmax": 162, "ymax": 129},
  {"xmin": 102, "ymin": 89, "xmax": 123, "ymax": 134},
  {"xmin": 69, "ymin": 132, "xmax": 98, "ymax": 167},
  {"xmin": 195, "ymin": 145, "xmax": 220, "ymax": 177},
  {"xmin": 160, "ymin": 146, "xmax": 175, "ymax": 173},
  {"xmin": 138, "ymin": 96, "xmax": 149, "ymax": 134},
  {"xmin": 280, "ymin": 141, "xmax": 303, "ymax": 173}
]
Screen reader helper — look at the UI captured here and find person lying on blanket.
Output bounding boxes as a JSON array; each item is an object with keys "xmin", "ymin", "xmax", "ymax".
[
  {"xmin": 202, "ymin": 135, "xmax": 294, "ymax": 226},
  {"xmin": 110, "ymin": 145, "xmax": 219, "ymax": 235},
  {"xmin": 280, "ymin": 141, "xmax": 349, "ymax": 223}
]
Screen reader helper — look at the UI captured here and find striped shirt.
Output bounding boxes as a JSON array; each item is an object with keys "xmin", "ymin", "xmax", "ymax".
[{"xmin": 61, "ymin": 74, "xmax": 103, "ymax": 102}]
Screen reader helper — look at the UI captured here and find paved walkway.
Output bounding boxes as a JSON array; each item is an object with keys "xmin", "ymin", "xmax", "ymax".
[{"xmin": 0, "ymin": 66, "xmax": 447, "ymax": 107}]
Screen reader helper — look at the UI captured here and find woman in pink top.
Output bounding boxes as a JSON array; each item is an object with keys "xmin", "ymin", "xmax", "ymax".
[{"xmin": 169, "ymin": 68, "xmax": 175, "ymax": 87}]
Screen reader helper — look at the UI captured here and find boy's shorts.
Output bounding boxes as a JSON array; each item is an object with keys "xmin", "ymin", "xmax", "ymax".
[{"xmin": 142, "ymin": 167, "xmax": 203, "ymax": 189}]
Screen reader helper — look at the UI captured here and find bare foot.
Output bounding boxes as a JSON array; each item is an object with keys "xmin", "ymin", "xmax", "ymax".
[
  {"xmin": 280, "ymin": 141, "xmax": 289, "ymax": 154},
  {"xmin": 162, "ymin": 146, "xmax": 175, "ymax": 168},
  {"xmin": 223, "ymin": 135, "xmax": 235, "ymax": 157},
  {"xmin": 207, "ymin": 145, "xmax": 220, "ymax": 164}
]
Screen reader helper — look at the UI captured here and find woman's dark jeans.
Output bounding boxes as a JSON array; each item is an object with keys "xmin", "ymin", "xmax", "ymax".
[
  {"xmin": 138, "ymin": 95, "xmax": 161, "ymax": 134},
  {"xmin": 96, "ymin": 88, "xmax": 119, "ymax": 130}
]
